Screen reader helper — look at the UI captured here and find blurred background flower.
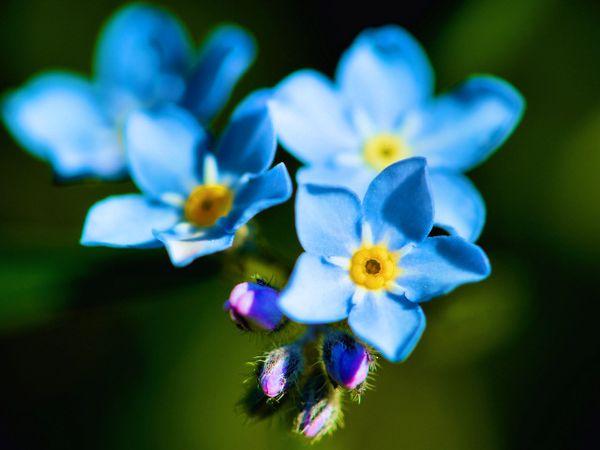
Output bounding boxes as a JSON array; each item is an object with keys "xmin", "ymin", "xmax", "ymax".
[{"xmin": 0, "ymin": 0, "xmax": 598, "ymax": 449}]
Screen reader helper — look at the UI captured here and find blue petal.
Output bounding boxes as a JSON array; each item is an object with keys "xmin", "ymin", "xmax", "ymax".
[
  {"xmin": 81, "ymin": 194, "xmax": 179, "ymax": 248},
  {"xmin": 429, "ymin": 170, "xmax": 486, "ymax": 242},
  {"xmin": 215, "ymin": 93, "xmax": 276, "ymax": 177},
  {"xmin": 363, "ymin": 158, "xmax": 433, "ymax": 249},
  {"xmin": 278, "ymin": 253, "xmax": 354, "ymax": 323},
  {"xmin": 221, "ymin": 163, "xmax": 292, "ymax": 232},
  {"xmin": 2, "ymin": 72, "xmax": 125, "ymax": 179},
  {"xmin": 297, "ymin": 164, "xmax": 376, "ymax": 200},
  {"xmin": 336, "ymin": 25, "xmax": 433, "ymax": 130},
  {"xmin": 397, "ymin": 236, "xmax": 491, "ymax": 302},
  {"xmin": 183, "ymin": 25, "xmax": 256, "ymax": 123},
  {"xmin": 156, "ymin": 226, "xmax": 234, "ymax": 267},
  {"xmin": 408, "ymin": 76, "xmax": 525, "ymax": 171},
  {"xmin": 125, "ymin": 105, "xmax": 207, "ymax": 199},
  {"xmin": 295, "ymin": 183, "xmax": 362, "ymax": 258},
  {"xmin": 94, "ymin": 4, "xmax": 191, "ymax": 105},
  {"xmin": 270, "ymin": 69, "xmax": 360, "ymax": 164},
  {"xmin": 348, "ymin": 292, "xmax": 425, "ymax": 362},
  {"xmin": 230, "ymin": 88, "xmax": 272, "ymax": 120}
]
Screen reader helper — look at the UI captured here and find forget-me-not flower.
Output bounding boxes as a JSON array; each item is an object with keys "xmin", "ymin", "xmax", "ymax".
[
  {"xmin": 278, "ymin": 158, "xmax": 490, "ymax": 361},
  {"xmin": 269, "ymin": 25, "xmax": 524, "ymax": 242},
  {"xmin": 2, "ymin": 4, "xmax": 256, "ymax": 180},
  {"xmin": 80, "ymin": 93, "xmax": 292, "ymax": 267}
]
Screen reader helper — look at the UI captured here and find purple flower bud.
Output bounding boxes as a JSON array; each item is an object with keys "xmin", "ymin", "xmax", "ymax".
[
  {"xmin": 294, "ymin": 372, "xmax": 342, "ymax": 440},
  {"xmin": 323, "ymin": 332, "xmax": 371, "ymax": 390},
  {"xmin": 224, "ymin": 282, "xmax": 284, "ymax": 331},
  {"xmin": 259, "ymin": 345, "xmax": 303, "ymax": 398}
]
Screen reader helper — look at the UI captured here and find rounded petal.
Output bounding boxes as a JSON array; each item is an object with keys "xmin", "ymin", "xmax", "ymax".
[
  {"xmin": 94, "ymin": 4, "xmax": 192, "ymax": 104},
  {"xmin": 297, "ymin": 164, "xmax": 376, "ymax": 200},
  {"xmin": 2, "ymin": 72, "xmax": 125, "ymax": 179},
  {"xmin": 183, "ymin": 25, "xmax": 256, "ymax": 123},
  {"xmin": 269, "ymin": 69, "xmax": 360, "ymax": 164},
  {"xmin": 156, "ymin": 226, "xmax": 235, "ymax": 267},
  {"xmin": 363, "ymin": 158, "xmax": 433, "ymax": 249},
  {"xmin": 278, "ymin": 253, "xmax": 354, "ymax": 324},
  {"xmin": 124, "ymin": 105, "xmax": 206, "ymax": 199},
  {"xmin": 215, "ymin": 94, "xmax": 276, "ymax": 177},
  {"xmin": 336, "ymin": 25, "xmax": 433, "ymax": 129},
  {"xmin": 81, "ymin": 194, "xmax": 179, "ymax": 248},
  {"xmin": 230, "ymin": 88, "xmax": 272, "ymax": 120},
  {"xmin": 348, "ymin": 292, "xmax": 425, "ymax": 362},
  {"xmin": 429, "ymin": 170, "xmax": 486, "ymax": 242},
  {"xmin": 397, "ymin": 236, "xmax": 491, "ymax": 302},
  {"xmin": 221, "ymin": 163, "xmax": 292, "ymax": 232},
  {"xmin": 295, "ymin": 183, "xmax": 362, "ymax": 258},
  {"xmin": 408, "ymin": 76, "xmax": 525, "ymax": 171}
]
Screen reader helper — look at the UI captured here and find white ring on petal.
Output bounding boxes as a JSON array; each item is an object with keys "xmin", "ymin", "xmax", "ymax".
[
  {"xmin": 160, "ymin": 192, "xmax": 186, "ymax": 208},
  {"xmin": 202, "ymin": 153, "xmax": 219, "ymax": 185},
  {"xmin": 361, "ymin": 222, "xmax": 374, "ymax": 246},
  {"xmin": 327, "ymin": 256, "xmax": 351, "ymax": 269}
]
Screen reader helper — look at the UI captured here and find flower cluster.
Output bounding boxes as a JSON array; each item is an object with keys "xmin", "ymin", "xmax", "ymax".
[{"xmin": 2, "ymin": 3, "xmax": 524, "ymax": 442}]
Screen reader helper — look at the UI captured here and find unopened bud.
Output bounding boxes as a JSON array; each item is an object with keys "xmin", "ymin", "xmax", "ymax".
[
  {"xmin": 259, "ymin": 345, "xmax": 303, "ymax": 398},
  {"xmin": 323, "ymin": 331, "xmax": 371, "ymax": 390},
  {"xmin": 224, "ymin": 281, "xmax": 284, "ymax": 331},
  {"xmin": 294, "ymin": 371, "xmax": 342, "ymax": 440}
]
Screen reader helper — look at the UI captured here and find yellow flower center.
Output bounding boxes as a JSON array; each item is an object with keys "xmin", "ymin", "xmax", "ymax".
[
  {"xmin": 349, "ymin": 244, "xmax": 401, "ymax": 290},
  {"xmin": 184, "ymin": 184, "xmax": 233, "ymax": 227},
  {"xmin": 363, "ymin": 133, "xmax": 410, "ymax": 171}
]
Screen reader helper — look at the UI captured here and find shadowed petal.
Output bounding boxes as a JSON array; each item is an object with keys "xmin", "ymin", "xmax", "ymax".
[
  {"xmin": 94, "ymin": 3, "xmax": 192, "ymax": 105},
  {"xmin": 156, "ymin": 226, "xmax": 234, "ymax": 267},
  {"xmin": 429, "ymin": 170, "xmax": 486, "ymax": 242},
  {"xmin": 363, "ymin": 158, "xmax": 433, "ymax": 249},
  {"xmin": 215, "ymin": 93, "xmax": 276, "ymax": 177},
  {"xmin": 183, "ymin": 25, "xmax": 256, "ymax": 123},
  {"xmin": 220, "ymin": 163, "xmax": 292, "ymax": 232}
]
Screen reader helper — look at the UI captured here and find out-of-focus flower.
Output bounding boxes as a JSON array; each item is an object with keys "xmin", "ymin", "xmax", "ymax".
[
  {"xmin": 225, "ymin": 281, "xmax": 284, "ymax": 331},
  {"xmin": 270, "ymin": 25, "xmax": 524, "ymax": 242},
  {"xmin": 294, "ymin": 371, "xmax": 342, "ymax": 440},
  {"xmin": 80, "ymin": 94, "xmax": 292, "ymax": 267},
  {"xmin": 2, "ymin": 4, "xmax": 255, "ymax": 180},
  {"xmin": 322, "ymin": 331, "xmax": 371, "ymax": 389},
  {"xmin": 278, "ymin": 158, "xmax": 490, "ymax": 361},
  {"xmin": 258, "ymin": 344, "xmax": 304, "ymax": 398}
]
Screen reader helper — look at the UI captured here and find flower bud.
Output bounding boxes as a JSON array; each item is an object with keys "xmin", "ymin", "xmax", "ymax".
[
  {"xmin": 294, "ymin": 371, "xmax": 342, "ymax": 440},
  {"xmin": 259, "ymin": 345, "xmax": 303, "ymax": 398},
  {"xmin": 323, "ymin": 331, "xmax": 371, "ymax": 390},
  {"xmin": 224, "ymin": 281, "xmax": 284, "ymax": 331}
]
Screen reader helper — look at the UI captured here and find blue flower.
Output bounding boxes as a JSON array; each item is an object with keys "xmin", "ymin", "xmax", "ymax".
[
  {"xmin": 2, "ymin": 4, "xmax": 256, "ymax": 180},
  {"xmin": 80, "ymin": 94, "xmax": 292, "ymax": 267},
  {"xmin": 269, "ymin": 25, "xmax": 524, "ymax": 242},
  {"xmin": 278, "ymin": 158, "xmax": 490, "ymax": 362}
]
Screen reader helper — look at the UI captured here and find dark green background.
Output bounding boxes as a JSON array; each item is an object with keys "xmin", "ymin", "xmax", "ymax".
[{"xmin": 0, "ymin": 0, "xmax": 598, "ymax": 449}]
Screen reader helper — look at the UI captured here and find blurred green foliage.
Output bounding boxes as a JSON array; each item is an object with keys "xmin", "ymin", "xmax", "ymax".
[{"xmin": 0, "ymin": 0, "xmax": 598, "ymax": 449}]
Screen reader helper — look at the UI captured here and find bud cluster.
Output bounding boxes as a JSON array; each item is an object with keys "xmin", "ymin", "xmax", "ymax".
[{"xmin": 225, "ymin": 279, "xmax": 377, "ymax": 441}]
